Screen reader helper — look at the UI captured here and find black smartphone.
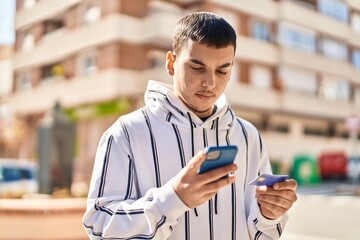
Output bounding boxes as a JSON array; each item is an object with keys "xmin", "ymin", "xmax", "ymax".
[{"xmin": 198, "ymin": 145, "xmax": 238, "ymax": 174}]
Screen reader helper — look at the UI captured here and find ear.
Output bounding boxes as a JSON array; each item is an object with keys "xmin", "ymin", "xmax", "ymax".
[{"xmin": 166, "ymin": 51, "xmax": 176, "ymax": 76}]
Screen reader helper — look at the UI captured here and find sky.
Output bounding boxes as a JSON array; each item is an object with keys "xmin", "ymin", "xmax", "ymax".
[{"xmin": 0, "ymin": 0, "xmax": 16, "ymax": 45}]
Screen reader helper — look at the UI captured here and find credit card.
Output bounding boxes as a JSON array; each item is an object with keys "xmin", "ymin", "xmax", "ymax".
[{"xmin": 250, "ymin": 173, "xmax": 289, "ymax": 187}]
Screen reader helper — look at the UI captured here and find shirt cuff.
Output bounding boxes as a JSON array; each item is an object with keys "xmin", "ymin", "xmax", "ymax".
[
  {"xmin": 251, "ymin": 200, "xmax": 288, "ymax": 229},
  {"xmin": 156, "ymin": 178, "xmax": 190, "ymax": 221}
]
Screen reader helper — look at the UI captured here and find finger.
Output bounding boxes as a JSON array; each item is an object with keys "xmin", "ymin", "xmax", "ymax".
[
  {"xmin": 199, "ymin": 163, "xmax": 237, "ymax": 184},
  {"xmin": 258, "ymin": 200, "xmax": 287, "ymax": 219},
  {"xmin": 273, "ymin": 179, "xmax": 298, "ymax": 191},
  {"xmin": 256, "ymin": 193, "xmax": 294, "ymax": 209},
  {"xmin": 186, "ymin": 151, "xmax": 207, "ymax": 173},
  {"xmin": 202, "ymin": 174, "xmax": 236, "ymax": 194},
  {"xmin": 256, "ymin": 187, "xmax": 298, "ymax": 203}
]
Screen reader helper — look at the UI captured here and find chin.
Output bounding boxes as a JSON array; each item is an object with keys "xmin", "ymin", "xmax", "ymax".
[{"xmin": 196, "ymin": 107, "xmax": 212, "ymax": 115}]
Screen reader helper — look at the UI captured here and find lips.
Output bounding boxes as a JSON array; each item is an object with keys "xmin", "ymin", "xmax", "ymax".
[{"xmin": 197, "ymin": 91, "xmax": 215, "ymax": 98}]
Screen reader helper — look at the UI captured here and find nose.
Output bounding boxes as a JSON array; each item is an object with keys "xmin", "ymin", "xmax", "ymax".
[{"xmin": 202, "ymin": 72, "xmax": 216, "ymax": 89}]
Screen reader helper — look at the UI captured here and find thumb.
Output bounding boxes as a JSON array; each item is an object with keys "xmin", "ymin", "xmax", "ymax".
[{"xmin": 187, "ymin": 150, "xmax": 206, "ymax": 173}]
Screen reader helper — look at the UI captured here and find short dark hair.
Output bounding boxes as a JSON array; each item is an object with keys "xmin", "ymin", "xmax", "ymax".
[{"xmin": 172, "ymin": 12, "xmax": 237, "ymax": 55}]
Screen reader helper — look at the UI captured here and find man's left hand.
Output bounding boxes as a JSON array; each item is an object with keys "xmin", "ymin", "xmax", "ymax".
[{"xmin": 256, "ymin": 179, "xmax": 298, "ymax": 219}]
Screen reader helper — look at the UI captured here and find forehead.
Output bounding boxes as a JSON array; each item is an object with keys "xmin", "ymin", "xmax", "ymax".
[{"xmin": 178, "ymin": 39, "xmax": 235, "ymax": 65}]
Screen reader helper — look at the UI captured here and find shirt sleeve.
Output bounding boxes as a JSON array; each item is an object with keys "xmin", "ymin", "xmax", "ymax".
[
  {"xmin": 247, "ymin": 133, "xmax": 289, "ymax": 239},
  {"xmin": 82, "ymin": 131, "xmax": 190, "ymax": 239},
  {"xmin": 247, "ymin": 200, "xmax": 289, "ymax": 239}
]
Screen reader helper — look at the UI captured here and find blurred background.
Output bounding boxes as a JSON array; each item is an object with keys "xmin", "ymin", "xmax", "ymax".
[{"xmin": 0, "ymin": 0, "xmax": 360, "ymax": 239}]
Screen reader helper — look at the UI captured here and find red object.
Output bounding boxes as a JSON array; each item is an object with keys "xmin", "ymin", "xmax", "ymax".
[{"xmin": 318, "ymin": 152, "xmax": 347, "ymax": 179}]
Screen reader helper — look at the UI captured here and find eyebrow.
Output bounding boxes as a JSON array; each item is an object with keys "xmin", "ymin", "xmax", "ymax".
[{"xmin": 189, "ymin": 58, "xmax": 232, "ymax": 68}]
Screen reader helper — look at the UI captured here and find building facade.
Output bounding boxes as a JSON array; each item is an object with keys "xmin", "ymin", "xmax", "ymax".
[{"xmin": 3, "ymin": 0, "xmax": 360, "ymax": 185}]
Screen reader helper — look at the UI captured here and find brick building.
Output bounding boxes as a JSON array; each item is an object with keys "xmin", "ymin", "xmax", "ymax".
[{"xmin": 3, "ymin": 0, "xmax": 360, "ymax": 185}]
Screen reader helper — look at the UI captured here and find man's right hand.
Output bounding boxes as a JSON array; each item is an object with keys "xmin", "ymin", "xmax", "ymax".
[{"xmin": 172, "ymin": 150, "xmax": 237, "ymax": 209}]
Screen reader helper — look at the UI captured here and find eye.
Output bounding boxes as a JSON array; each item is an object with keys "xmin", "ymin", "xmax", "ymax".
[
  {"xmin": 217, "ymin": 70, "xmax": 227, "ymax": 75},
  {"xmin": 190, "ymin": 66, "xmax": 204, "ymax": 72}
]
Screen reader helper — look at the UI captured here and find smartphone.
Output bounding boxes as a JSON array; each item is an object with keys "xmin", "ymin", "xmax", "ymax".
[{"xmin": 198, "ymin": 145, "xmax": 238, "ymax": 175}]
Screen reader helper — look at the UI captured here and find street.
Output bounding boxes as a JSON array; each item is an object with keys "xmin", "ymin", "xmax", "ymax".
[
  {"xmin": 282, "ymin": 186, "xmax": 360, "ymax": 240},
  {"xmin": 1, "ymin": 183, "xmax": 359, "ymax": 240}
]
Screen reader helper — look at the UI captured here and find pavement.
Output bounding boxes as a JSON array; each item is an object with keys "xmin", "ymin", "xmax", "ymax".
[
  {"xmin": 0, "ymin": 182, "xmax": 359, "ymax": 240},
  {"xmin": 282, "ymin": 181, "xmax": 360, "ymax": 240},
  {"xmin": 297, "ymin": 182, "xmax": 360, "ymax": 196}
]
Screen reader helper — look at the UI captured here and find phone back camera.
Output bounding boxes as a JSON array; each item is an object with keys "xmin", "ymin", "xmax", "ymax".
[{"xmin": 206, "ymin": 150, "xmax": 221, "ymax": 160}]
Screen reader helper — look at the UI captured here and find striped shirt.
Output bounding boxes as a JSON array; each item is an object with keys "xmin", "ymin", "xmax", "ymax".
[{"xmin": 83, "ymin": 80, "xmax": 288, "ymax": 239}]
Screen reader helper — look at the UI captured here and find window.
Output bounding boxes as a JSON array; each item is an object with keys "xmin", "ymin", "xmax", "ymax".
[
  {"xmin": 250, "ymin": 19, "xmax": 271, "ymax": 42},
  {"xmin": 41, "ymin": 63, "xmax": 64, "ymax": 82},
  {"xmin": 335, "ymin": 122, "xmax": 349, "ymax": 139},
  {"xmin": 351, "ymin": 13, "xmax": 360, "ymax": 33},
  {"xmin": 78, "ymin": 50, "xmax": 98, "ymax": 76},
  {"xmin": 352, "ymin": 50, "xmax": 360, "ymax": 69},
  {"xmin": 304, "ymin": 126, "xmax": 327, "ymax": 136},
  {"xmin": 44, "ymin": 19, "xmax": 64, "ymax": 36},
  {"xmin": 82, "ymin": 54, "xmax": 97, "ymax": 75},
  {"xmin": 249, "ymin": 65, "xmax": 272, "ymax": 88},
  {"xmin": 289, "ymin": 0, "xmax": 316, "ymax": 10},
  {"xmin": 319, "ymin": 77, "xmax": 350, "ymax": 102},
  {"xmin": 303, "ymin": 119, "xmax": 330, "ymax": 137},
  {"xmin": 148, "ymin": 50, "xmax": 166, "ymax": 68},
  {"xmin": 16, "ymin": 71, "xmax": 32, "ymax": 91},
  {"xmin": 318, "ymin": 0, "xmax": 348, "ymax": 23},
  {"xmin": 267, "ymin": 115, "xmax": 290, "ymax": 133},
  {"xmin": 23, "ymin": 0, "xmax": 36, "ymax": 9},
  {"xmin": 22, "ymin": 31, "xmax": 34, "ymax": 51},
  {"xmin": 279, "ymin": 66, "xmax": 317, "ymax": 95},
  {"xmin": 336, "ymin": 80, "xmax": 350, "ymax": 102},
  {"xmin": 83, "ymin": 5, "xmax": 101, "ymax": 25},
  {"xmin": 354, "ymin": 87, "xmax": 360, "ymax": 107},
  {"xmin": 278, "ymin": 22, "xmax": 316, "ymax": 53},
  {"xmin": 321, "ymin": 38, "xmax": 348, "ymax": 61}
]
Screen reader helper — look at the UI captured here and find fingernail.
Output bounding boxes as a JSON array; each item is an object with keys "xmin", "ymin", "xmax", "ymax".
[{"xmin": 258, "ymin": 186, "xmax": 267, "ymax": 191}]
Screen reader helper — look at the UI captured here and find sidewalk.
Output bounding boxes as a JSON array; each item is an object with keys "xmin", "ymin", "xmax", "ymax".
[{"xmin": 0, "ymin": 197, "xmax": 88, "ymax": 240}]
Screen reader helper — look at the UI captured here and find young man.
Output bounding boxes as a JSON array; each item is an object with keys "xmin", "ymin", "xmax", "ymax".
[{"xmin": 83, "ymin": 12, "xmax": 297, "ymax": 239}]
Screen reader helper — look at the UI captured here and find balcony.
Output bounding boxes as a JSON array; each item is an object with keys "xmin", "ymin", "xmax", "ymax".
[
  {"xmin": 279, "ymin": 0, "xmax": 349, "ymax": 41},
  {"xmin": 262, "ymin": 131, "xmax": 349, "ymax": 163},
  {"xmin": 5, "ymin": 68, "xmax": 148, "ymax": 115},
  {"xmin": 143, "ymin": 10, "xmax": 182, "ymax": 46},
  {"xmin": 239, "ymin": 38, "xmax": 360, "ymax": 84},
  {"xmin": 236, "ymin": 36, "xmax": 279, "ymax": 65},
  {"xmin": 15, "ymin": 0, "xmax": 82, "ymax": 29},
  {"xmin": 226, "ymin": 82, "xmax": 355, "ymax": 120},
  {"xmin": 226, "ymin": 83, "xmax": 280, "ymax": 111},
  {"xmin": 280, "ymin": 90, "xmax": 354, "ymax": 119},
  {"xmin": 280, "ymin": 47, "xmax": 360, "ymax": 84},
  {"xmin": 14, "ymin": 14, "xmax": 138, "ymax": 70},
  {"xmin": 210, "ymin": 0, "xmax": 278, "ymax": 21},
  {"xmin": 14, "ymin": 11, "xmax": 181, "ymax": 70}
]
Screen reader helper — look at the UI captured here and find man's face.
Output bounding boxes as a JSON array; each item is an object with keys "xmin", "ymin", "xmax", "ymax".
[{"xmin": 166, "ymin": 39, "xmax": 234, "ymax": 118}]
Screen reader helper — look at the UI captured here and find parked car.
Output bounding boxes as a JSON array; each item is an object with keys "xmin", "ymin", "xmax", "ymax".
[
  {"xmin": 0, "ymin": 159, "xmax": 38, "ymax": 197},
  {"xmin": 318, "ymin": 152, "xmax": 347, "ymax": 180},
  {"xmin": 348, "ymin": 156, "xmax": 360, "ymax": 183}
]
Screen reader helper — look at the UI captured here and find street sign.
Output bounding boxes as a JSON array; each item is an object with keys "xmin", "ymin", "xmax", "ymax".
[{"xmin": 345, "ymin": 116, "xmax": 360, "ymax": 132}]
